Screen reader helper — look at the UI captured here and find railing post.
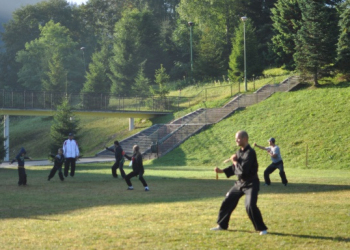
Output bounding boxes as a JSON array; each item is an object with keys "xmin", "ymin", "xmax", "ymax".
[
  {"xmin": 2, "ymin": 89, "xmax": 4, "ymax": 108},
  {"xmin": 11, "ymin": 92, "xmax": 13, "ymax": 108},
  {"xmin": 32, "ymin": 92, "xmax": 34, "ymax": 108},
  {"xmin": 24, "ymin": 91, "xmax": 26, "ymax": 108}
]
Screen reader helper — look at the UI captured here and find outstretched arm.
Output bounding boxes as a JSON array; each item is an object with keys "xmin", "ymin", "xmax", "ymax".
[{"xmin": 253, "ymin": 143, "xmax": 267, "ymax": 151}]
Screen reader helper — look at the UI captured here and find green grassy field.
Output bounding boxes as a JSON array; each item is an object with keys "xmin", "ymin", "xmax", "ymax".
[{"xmin": 0, "ymin": 163, "xmax": 349, "ymax": 250}]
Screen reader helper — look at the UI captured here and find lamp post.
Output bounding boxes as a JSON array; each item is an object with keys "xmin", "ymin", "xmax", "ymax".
[
  {"xmin": 241, "ymin": 16, "xmax": 247, "ymax": 92},
  {"xmin": 80, "ymin": 47, "xmax": 86, "ymax": 72},
  {"xmin": 188, "ymin": 21, "xmax": 194, "ymax": 81}
]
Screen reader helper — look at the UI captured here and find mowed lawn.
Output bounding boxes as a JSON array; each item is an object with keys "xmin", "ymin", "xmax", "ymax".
[{"xmin": 0, "ymin": 162, "xmax": 349, "ymax": 250}]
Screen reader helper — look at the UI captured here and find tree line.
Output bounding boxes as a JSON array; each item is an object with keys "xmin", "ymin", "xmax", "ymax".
[{"xmin": 0, "ymin": 0, "xmax": 349, "ymax": 97}]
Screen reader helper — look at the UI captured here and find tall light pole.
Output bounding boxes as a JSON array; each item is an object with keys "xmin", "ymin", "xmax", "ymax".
[
  {"xmin": 188, "ymin": 21, "xmax": 194, "ymax": 81},
  {"xmin": 241, "ymin": 16, "xmax": 247, "ymax": 92},
  {"xmin": 80, "ymin": 47, "xmax": 86, "ymax": 72}
]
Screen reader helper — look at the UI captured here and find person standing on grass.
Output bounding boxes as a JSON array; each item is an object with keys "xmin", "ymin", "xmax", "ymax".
[
  {"xmin": 123, "ymin": 145, "xmax": 149, "ymax": 191},
  {"xmin": 105, "ymin": 140, "xmax": 126, "ymax": 179},
  {"xmin": 63, "ymin": 133, "xmax": 79, "ymax": 177},
  {"xmin": 254, "ymin": 138, "xmax": 288, "ymax": 186},
  {"xmin": 47, "ymin": 148, "xmax": 65, "ymax": 181},
  {"xmin": 211, "ymin": 130, "xmax": 268, "ymax": 235},
  {"xmin": 10, "ymin": 147, "xmax": 32, "ymax": 186}
]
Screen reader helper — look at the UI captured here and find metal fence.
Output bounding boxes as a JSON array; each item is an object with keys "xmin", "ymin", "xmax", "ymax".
[{"xmin": 0, "ymin": 90, "xmax": 196, "ymax": 112}]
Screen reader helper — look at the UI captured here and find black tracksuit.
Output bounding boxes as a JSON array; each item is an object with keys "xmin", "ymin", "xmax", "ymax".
[
  {"xmin": 106, "ymin": 145, "xmax": 125, "ymax": 178},
  {"xmin": 48, "ymin": 154, "xmax": 65, "ymax": 181},
  {"xmin": 124, "ymin": 152, "xmax": 148, "ymax": 187},
  {"xmin": 216, "ymin": 144, "xmax": 268, "ymax": 231},
  {"xmin": 11, "ymin": 147, "xmax": 30, "ymax": 186}
]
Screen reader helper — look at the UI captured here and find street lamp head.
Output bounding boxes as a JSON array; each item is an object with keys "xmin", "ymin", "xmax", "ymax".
[
  {"xmin": 188, "ymin": 21, "xmax": 194, "ymax": 26},
  {"xmin": 241, "ymin": 16, "xmax": 247, "ymax": 22}
]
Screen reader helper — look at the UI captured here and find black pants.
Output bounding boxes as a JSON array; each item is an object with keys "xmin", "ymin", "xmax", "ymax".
[
  {"xmin": 48, "ymin": 166, "xmax": 64, "ymax": 181},
  {"xmin": 264, "ymin": 161, "xmax": 288, "ymax": 185},
  {"xmin": 18, "ymin": 167, "xmax": 27, "ymax": 186},
  {"xmin": 111, "ymin": 161, "xmax": 126, "ymax": 178},
  {"xmin": 125, "ymin": 171, "xmax": 147, "ymax": 187},
  {"xmin": 64, "ymin": 158, "xmax": 76, "ymax": 177},
  {"xmin": 217, "ymin": 179, "xmax": 267, "ymax": 231}
]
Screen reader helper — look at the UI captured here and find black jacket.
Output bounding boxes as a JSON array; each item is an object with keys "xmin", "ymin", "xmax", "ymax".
[
  {"xmin": 124, "ymin": 152, "xmax": 144, "ymax": 174},
  {"xmin": 50, "ymin": 154, "xmax": 65, "ymax": 169},
  {"xmin": 223, "ymin": 144, "xmax": 259, "ymax": 183},
  {"xmin": 106, "ymin": 145, "xmax": 124, "ymax": 164}
]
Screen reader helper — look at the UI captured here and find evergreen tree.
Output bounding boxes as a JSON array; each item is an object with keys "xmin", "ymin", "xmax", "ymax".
[
  {"xmin": 42, "ymin": 51, "xmax": 67, "ymax": 92},
  {"xmin": 228, "ymin": 20, "xmax": 262, "ymax": 82},
  {"xmin": 294, "ymin": 0, "xmax": 337, "ymax": 86},
  {"xmin": 271, "ymin": 0, "xmax": 301, "ymax": 69},
  {"xmin": 82, "ymin": 38, "xmax": 112, "ymax": 93},
  {"xmin": 151, "ymin": 64, "xmax": 170, "ymax": 99},
  {"xmin": 108, "ymin": 9, "xmax": 161, "ymax": 96},
  {"xmin": 132, "ymin": 60, "xmax": 151, "ymax": 96},
  {"xmin": 337, "ymin": 0, "xmax": 350, "ymax": 74},
  {"xmin": 50, "ymin": 99, "xmax": 81, "ymax": 154}
]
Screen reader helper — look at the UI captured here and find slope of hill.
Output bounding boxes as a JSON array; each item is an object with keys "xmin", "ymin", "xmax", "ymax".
[{"xmin": 151, "ymin": 82, "xmax": 350, "ymax": 169}]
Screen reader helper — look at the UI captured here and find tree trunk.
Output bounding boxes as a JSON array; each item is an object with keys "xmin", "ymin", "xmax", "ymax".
[{"xmin": 313, "ymin": 69, "xmax": 320, "ymax": 87}]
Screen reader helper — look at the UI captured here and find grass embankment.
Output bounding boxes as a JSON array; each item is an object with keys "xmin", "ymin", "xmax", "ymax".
[
  {"xmin": 0, "ymin": 164, "xmax": 349, "ymax": 250},
  {"xmin": 153, "ymin": 81, "xmax": 350, "ymax": 170}
]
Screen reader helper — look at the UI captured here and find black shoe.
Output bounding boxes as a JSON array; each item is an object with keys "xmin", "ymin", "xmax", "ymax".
[{"xmin": 48, "ymin": 176, "xmax": 51, "ymax": 181}]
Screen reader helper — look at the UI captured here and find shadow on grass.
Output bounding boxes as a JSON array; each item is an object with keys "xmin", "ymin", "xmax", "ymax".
[
  {"xmin": 228, "ymin": 230, "xmax": 350, "ymax": 243},
  {"xmin": 0, "ymin": 166, "xmax": 349, "ymax": 220}
]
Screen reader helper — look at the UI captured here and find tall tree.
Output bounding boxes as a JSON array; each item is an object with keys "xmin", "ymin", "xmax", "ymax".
[
  {"xmin": 82, "ymin": 38, "xmax": 112, "ymax": 93},
  {"xmin": 228, "ymin": 20, "xmax": 262, "ymax": 82},
  {"xmin": 108, "ymin": 9, "xmax": 161, "ymax": 95},
  {"xmin": 271, "ymin": 0, "xmax": 301, "ymax": 69},
  {"xmin": 294, "ymin": 0, "xmax": 338, "ymax": 86},
  {"xmin": 0, "ymin": 0, "xmax": 81, "ymax": 89},
  {"xmin": 132, "ymin": 60, "xmax": 151, "ymax": 96},
  {"xmin": 151, "ymin": 64, "xmax": 170, "ymax": 99},
  {"xmin": 336, "ymin": 0, "xmax": 350, "ymax": 74},
  {"xmin": 16, "ymin": 20, "xmax": 83, "ymax": 91},
  {"xmin": 50, "ymin": 98, "xmax": 81, "ymax": 154}
]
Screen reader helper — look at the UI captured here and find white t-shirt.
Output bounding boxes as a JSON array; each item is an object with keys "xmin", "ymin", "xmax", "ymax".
[{"xmin": 266, "ymin": 145, "xmax": 282, "ymax": 163}]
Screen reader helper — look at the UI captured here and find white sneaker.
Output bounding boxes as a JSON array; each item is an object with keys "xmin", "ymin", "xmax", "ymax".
[
  {"xmin": 210, "ymin": 226, "xmax": 225, "ymax": 231},
  {"xmin": 145, "ymin": 187, "xmax": 150, "ymax": 191},
  {"xmin": 127, "ymin": 186, "xmax": 134, "ymax": 190},
  {"xmin": 259, "ymin": 230, "xmax": 268, "ymax": 235}
]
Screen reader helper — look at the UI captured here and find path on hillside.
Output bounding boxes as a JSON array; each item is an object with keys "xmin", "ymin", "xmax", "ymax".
[{"xmin": 0, "ymin": 157, "xmax": 114, "ymax": 168}]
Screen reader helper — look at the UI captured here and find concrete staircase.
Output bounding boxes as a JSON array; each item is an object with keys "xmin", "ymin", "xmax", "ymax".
[{"xmin": 96, "ymin": 75, "xmax": 300, "ymax": 160}]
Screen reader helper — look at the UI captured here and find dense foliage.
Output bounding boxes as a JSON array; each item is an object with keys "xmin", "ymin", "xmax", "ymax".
[{"xmin": 0, "ymin": 0, "xmax": 349, "ymax": 92}]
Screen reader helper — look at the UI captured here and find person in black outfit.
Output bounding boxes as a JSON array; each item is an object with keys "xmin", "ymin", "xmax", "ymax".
[
  {"xmin": 105, "ymin": 140, "xmax": 126, "ymax": 178},
  {"xmin": 124, "ymin": 145, "xmax": 149, "ymax": 191},
  {"xmin": 10, "ymin": 147, "xmax": 32, "ymax": 186},
  {"xmin": 47, "ymin": 148, "xmax": 65, "ymax": 181},
  {"xmin": 211, "ymin": 130, "xmax": 268, "ymax": 235}
]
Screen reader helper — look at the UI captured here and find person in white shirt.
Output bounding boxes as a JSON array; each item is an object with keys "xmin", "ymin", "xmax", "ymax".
[
  {"xmin": 63, "ymin": 133, "xmax": 80, "ymax": 177},
  {"xmin": 254, "ymin": 137, "xmax": 288, "ymax": 186}
]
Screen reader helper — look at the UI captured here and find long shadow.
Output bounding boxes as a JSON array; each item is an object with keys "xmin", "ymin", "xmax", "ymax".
[
  {"xmin": 228, "ymin": 230, "xmax": 350, "ymax": 243},
  {"xmin": 1, "ymin": 166, "xmax": 349, "ymax": 220}
]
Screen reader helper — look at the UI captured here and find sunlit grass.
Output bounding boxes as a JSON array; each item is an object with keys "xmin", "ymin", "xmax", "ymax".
[{"xmin": 0, "ymin": 163, "xmax": 349, "ymax": 250}]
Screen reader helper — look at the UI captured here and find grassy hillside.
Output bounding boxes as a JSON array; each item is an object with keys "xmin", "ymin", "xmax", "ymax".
[
  {"xmin": 151, "ymin": 81, "xmax": 350, "ymax": 170},
  {"xmin": 8, "ymin": 115, "xmax": 172, "ymax": 159}
]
